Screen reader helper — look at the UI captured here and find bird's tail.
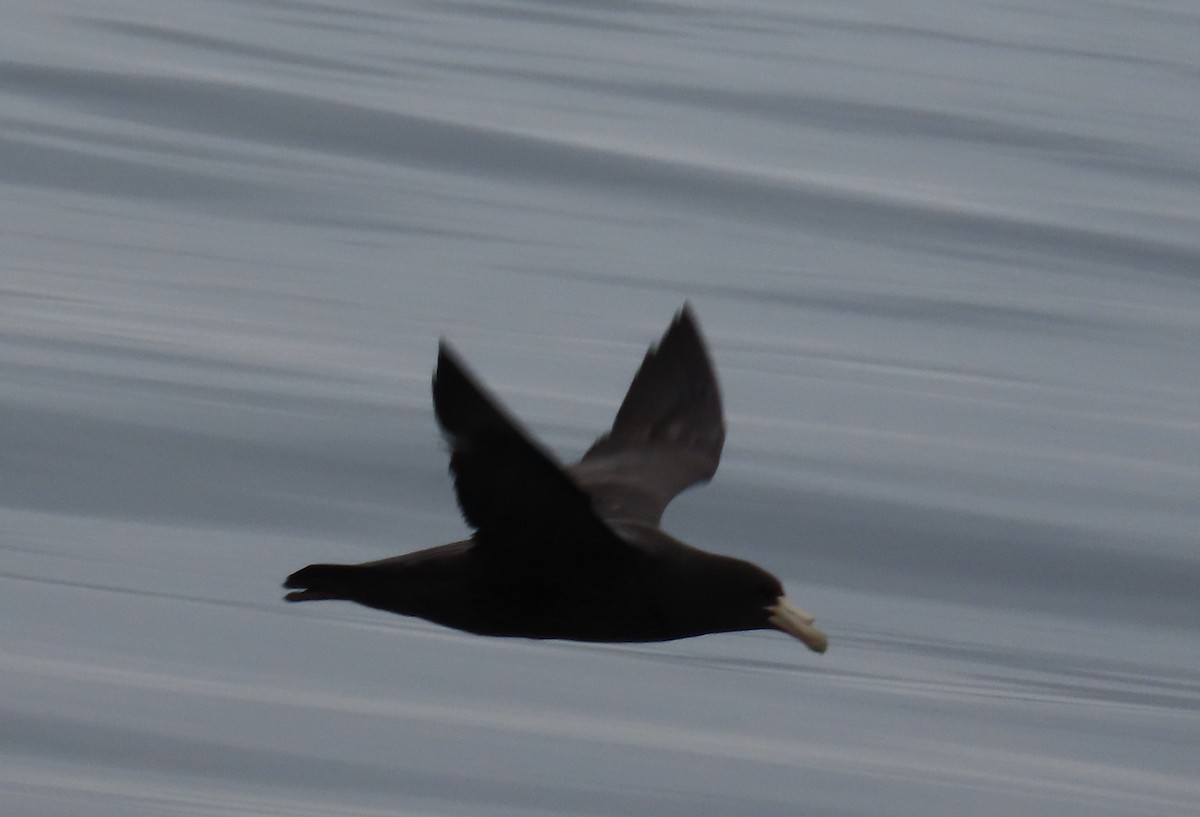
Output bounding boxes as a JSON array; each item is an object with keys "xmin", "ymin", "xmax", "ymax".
[{"xmin": 283, "ymin": 563, "xmax": 362, "ymax": 602}]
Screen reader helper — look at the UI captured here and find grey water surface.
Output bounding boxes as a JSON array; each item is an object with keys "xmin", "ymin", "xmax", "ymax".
[{"xmin": 3, "ymin": 1, "xmax": 1199, "ymax": 815}]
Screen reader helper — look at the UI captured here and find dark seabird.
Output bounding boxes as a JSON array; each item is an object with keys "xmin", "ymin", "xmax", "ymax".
[{"xmin": 284, "ymin": 305, "xmax": 827, "ymax": 652}]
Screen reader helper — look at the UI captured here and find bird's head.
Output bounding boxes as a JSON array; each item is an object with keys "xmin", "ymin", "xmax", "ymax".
[{"xmin": 673, "ymin": 551, "xmax": 828, "ymax": 653}]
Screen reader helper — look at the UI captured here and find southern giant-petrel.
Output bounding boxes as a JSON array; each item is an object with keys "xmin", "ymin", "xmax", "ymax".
[{"xmin": 284, "ymin": 305, "xmax": 827, "ymax": 652}]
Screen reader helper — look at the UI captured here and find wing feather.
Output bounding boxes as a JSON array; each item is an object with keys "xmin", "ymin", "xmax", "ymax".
[
  {"xmin": 569, "ymin": 304, "xmax": 725, "ymax": 525},
  {"xmin": 433, "ymin": 342, "xmax": 632, "ymax": 564}
]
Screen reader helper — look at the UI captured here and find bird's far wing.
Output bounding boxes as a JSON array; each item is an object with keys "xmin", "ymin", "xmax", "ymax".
[
  {"xmin": 569, "ymin": 304, "xmax": 725, "ymax": 526},
  {"xmin": 433, "ymin": 342, "xmax": 634, "ymax": 565}
]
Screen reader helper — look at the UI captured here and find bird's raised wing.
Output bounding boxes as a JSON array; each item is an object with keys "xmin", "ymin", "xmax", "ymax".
[
  {"xmin": 433, "ymin": 342, "xmax": 634, "ymax": 565},
  {"xmin": 569, "ymin": 304, "xmax": 725, "ymax": 526}
]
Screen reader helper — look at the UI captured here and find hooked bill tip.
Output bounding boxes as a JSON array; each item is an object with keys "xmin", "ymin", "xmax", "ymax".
[{"xmin": 767, "ymin": 596, "xmax": 828, "ymax": 653}]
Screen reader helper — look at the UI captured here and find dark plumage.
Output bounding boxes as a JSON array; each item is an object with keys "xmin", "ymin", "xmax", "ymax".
[{"xmin": 284, "ymin": 305, "xmax": 827, "ymax": 652}]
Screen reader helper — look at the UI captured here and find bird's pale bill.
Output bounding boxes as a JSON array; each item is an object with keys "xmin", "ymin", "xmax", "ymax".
[{"xmin": 767, "ymin": 597, "xmax": 828, "ymax": 653}]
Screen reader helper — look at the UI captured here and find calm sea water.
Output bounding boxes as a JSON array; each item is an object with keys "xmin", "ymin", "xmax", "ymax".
[{"xmin": 3, "ymin": 1, "xmax": 1198, "ymax": 815}]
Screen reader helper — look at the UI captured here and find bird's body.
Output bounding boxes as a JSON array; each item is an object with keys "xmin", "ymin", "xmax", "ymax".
[{"xmin": 284, "ymin": 305, "xmax": 827, "ymax": 652}]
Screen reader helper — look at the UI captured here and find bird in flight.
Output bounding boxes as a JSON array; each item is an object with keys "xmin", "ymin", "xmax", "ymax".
[{"xmin": 284, "ymin": 305, "xmax": 827, "ymax": 652}]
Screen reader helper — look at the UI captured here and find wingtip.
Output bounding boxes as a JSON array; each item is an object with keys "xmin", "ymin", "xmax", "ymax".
[
  {"xmin": 657, "ymin": 304, "xmax": 712, "ymax": 378},
  {"xmin": 672, "ymin": 302, "xmax": 704, "ymax": 342},
  {"xmin": 434, "ymin": 340, "xmax": 468, "ymax": 391},
  {"xmin": 675, "ymin": 301, "xmax": 697, "ymax": 330}
]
